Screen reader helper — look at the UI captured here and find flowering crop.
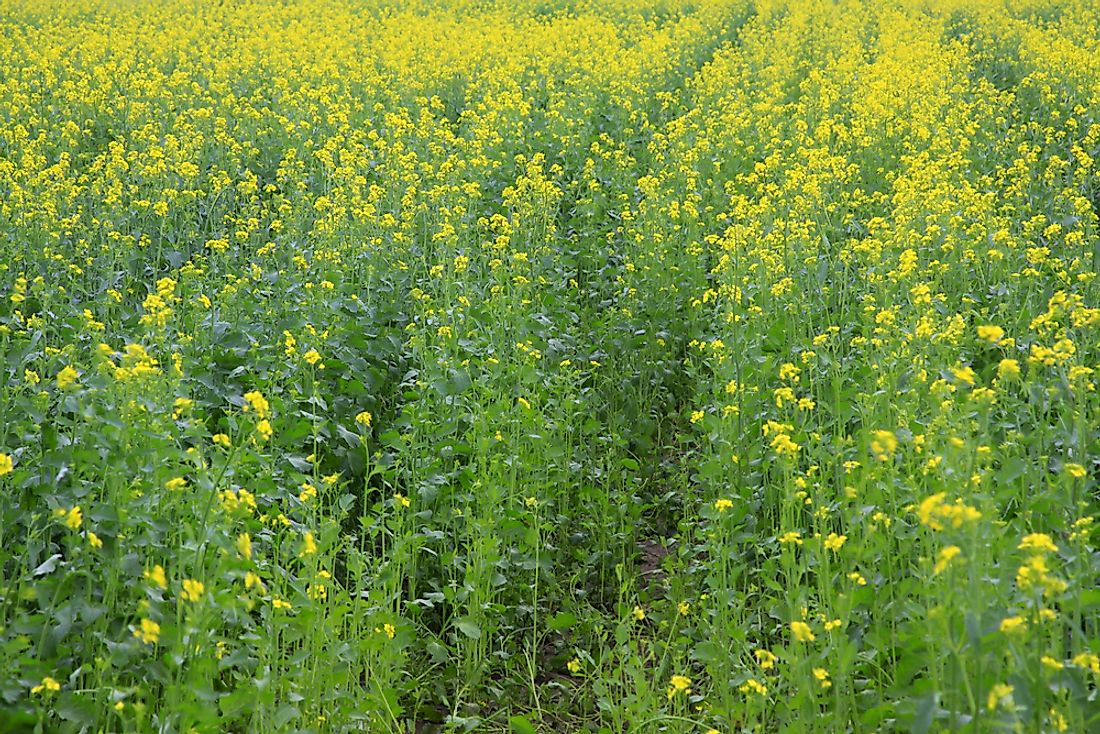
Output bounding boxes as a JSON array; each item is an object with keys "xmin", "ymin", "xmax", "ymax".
[{"xmin": 0, "ymin": 0, "xmax": 1098, "ymax": 731}]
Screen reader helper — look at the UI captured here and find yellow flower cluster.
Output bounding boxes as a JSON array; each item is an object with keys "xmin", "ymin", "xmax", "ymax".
[{"xmin": 0, "ymin": 0, "xmax": 1097, "ymax": 731}]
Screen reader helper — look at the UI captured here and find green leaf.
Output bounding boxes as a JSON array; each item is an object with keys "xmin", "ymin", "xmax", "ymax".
[
  {"xmin": 911, "ymin": 692, "xmax": 939, "ymax": 734},
  {"xmin": 426, "ymin": 640, "xmax": 449, "ymax": 663},
  {"xmin": 455, "ymin": 618, "xmax": 482, "ymax": 639},
  {"xmin": 33, "ymin": 554, "xmax": 62, "ymax": 576},
  {"xmin": 273, "ymin": 704, "xmax": 299, "ymax": 728},
  {"xmin": 56, "ymin": 692, "xmax": 98, "ymax": 726},
  {"xmin": 509, "ymin": 715, "xmax": 538, "ymax": 734},
  {"xmin": 548, "ymin": 612, "xmax": 577, "ymax": 631},
  {"xmin": 690, "ymin": 640, "xmax": 724, "ymax": 664},
  {"xmin": 1077, "ymin": 589, "xmax": 1100, "ymax": 609}
]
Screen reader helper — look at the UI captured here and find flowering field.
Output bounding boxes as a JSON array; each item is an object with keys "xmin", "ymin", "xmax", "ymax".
[{"xmin": 1, "ymin": 0, "xmax": 1099, "ymax": 731}]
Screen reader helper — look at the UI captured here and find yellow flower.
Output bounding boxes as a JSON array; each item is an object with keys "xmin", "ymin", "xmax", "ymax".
[
  {"xmin": 632, "ymin": 606, "xmax": 646, "ymax": 621},
  {"xmin": 165, "ymin": 477, "xmax": 187, "ymax": 491},
  {"xmin": 870, "ymin": 430, "xmax": 898, "ymax": 460},
  {"xmin": 303, "ymin": 349, "xmax": 322, "ymax": 366},
  {"xmin": 56, "ymin": 365, "xmax": 79, "ymax": 390},
  {"xmin": 824, "ymin": 533, "xmax": 847, "ymax": 552},
  {"xmin": 1065, "ymin": 463, "xmax": 1087, "ymax": 479},
  {"xmin": 951, "ymin": 365, "xmax": 977, "ymax": 386},
  {"xmin": 1016, "ymin": 554, "xmax": 1065, "ymax": 595},
  {"xmin": 1000, "ymin": 616, "xmax": 1026, "ymax": 634},
  {"xmin": 813, "ymin": 668, "xmax": 831, "ymax": 689},
  {"xmin": 1070, "ymin": 517, "xmax": 1094, "ymax": 542},
  {"xmin": 754, "ymin": 649, "xmax": 778, "ymax": 669},
  {"xmin": 181, "ymin": 578, "xmax": 205, "ymax": 602},
  {"xmin": 31, "ymin": 677, "xmax": 61, "ymax": 695},
  {"xmin": 987, "ymin": 683, "xmax": 1013, "ymax": 712},
  {"xmin": 739, "ymin": 678, "xmax": 768, "ymax": 695},
  {"xmin": 779, "ymin": 531, "xmax": 803, "ymax": 545},
  {"xmin": 977, "ymin": 325, "xmax": 1004, "ymax": 343},
  {"xmin": 133, "ymin": 618, "xmax": 161, "ymax": 645},
  {"xmin": 243, "ymin": 390, "xmax": 270, "ymax": 419},
  {"xmin": 1019, "ymin": 533, "xmax": 1058, "ymax": 554},
  {"xmin": 1041, "ymin": 656, "xmax": 1065, "ymax": 671},
  {"xmin": 394, "ymin": 493, "xmax": 411, "ymax": 509},
  {"xmin": 770, "ymin": 433, "xmax": 800, "ymax": 457},
  {"xmin": 212, "ymin": 433, "xmax": 231, "ymax": 448},
  {"xmin": 773, "ymin": 387, "xmax": 795, "ymax": 409},
  {"xmin": 87, "ymin": 531, "xmax": 103, "ymax": 549},
  {"xmin": 667, "ymin": 674, "xmax": 692, "ymax": 699},
  {"xmin": 272, "ymin": 597, "xmax": 292, "ymax": 610},
  {"xmin": 1072, "ymin": 652, "xmax": 1100, "ymax": 674},
  {"xmin": 255, "ymin": 419, "xmax": 273, "ymax": 441},
  {"xmin": 144, "ymin": 564, "xmax": 167, "ymax": 589},
  {"xmin": 790, "ymin": 621, "xmax": 815, "ymax": 642},
  {"xmin": 63, "ymin": 506, "xmax": 83, "ymax": 530},
  {"xmin": 0, "ymin": 453, "xmax": 12, "ymax": 476},
  {"xmin": 997, "ymin": 359, "xmax": 1021, "ymax": 380},
  {"xmin": 916, "ymin": 493, "xmax": 981, "ymax": 530},
  {"xmin": 236, "ymin": 533, "xmax": 252, "ymax": 560},
  {"xmin": 714, "ymin": 498, "xmax": 733, "ymax": 513},
  {"xmin": 300, "ymin": 531, "xmax": 318, "ymax": 556},
  {"xmin": 355, "ymin": 410, "xmax": 373, "ymax": 427},
  {"xmin": 567, "ymin": 657, "xmax": 582, "ymax": 674},
  {"xmin": 933, "ymin": 546, "xmax": 962, "ymax": 575}
]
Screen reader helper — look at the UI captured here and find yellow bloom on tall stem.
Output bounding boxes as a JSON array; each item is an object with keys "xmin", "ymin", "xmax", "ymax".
[
  {"xmin": 62, "ymin": 506, "xmax": 83, "ymax": 530},
  {"xmin": 300, "ymin": 531, "xmax": 318, "ymax": 557},
  {"xmin": 667, "ymin": 674, "xmax": 692, "ymax": 699},
  {"xmin": 243, "ymin": 390, "xmax": 270, "ymax": 419},
  {"xmin": 31, "ymin": 677, "xmax": 61, "ymax": 695},
  {"xmin": 236, "ymin": 533, "xmax": 252, "ymax": 560},
  {"xmin": 181, "ymin": 579, "xmax": 205, "ymax": 602},
  {"xmin": 56, "ymin": 365, "xmax": 79, "ymax": 390},
  {"xmin": 256, "ymin": 419, "xmax": 273, "ymax": 441},
  {"xmin": 144, "ymin": 564, "xmax": 168, "ymax": 589},
  {"xmin": 134, "ymin": 618, "xmax": 161, "ymax": 644},
  {"xmin": 1019, "ymin": 533, "xmax": 1058, "ymax": 554}
]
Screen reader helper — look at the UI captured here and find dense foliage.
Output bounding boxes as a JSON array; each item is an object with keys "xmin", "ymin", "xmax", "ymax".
[{"xmin": 1, "ymin": 0, "xmax": 1099, "ymax": 731}]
